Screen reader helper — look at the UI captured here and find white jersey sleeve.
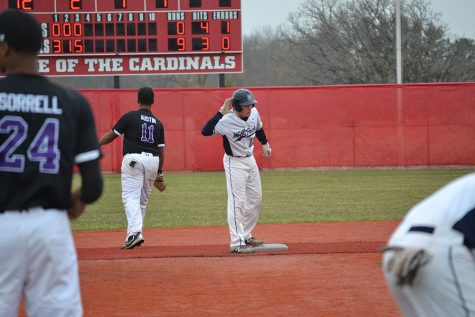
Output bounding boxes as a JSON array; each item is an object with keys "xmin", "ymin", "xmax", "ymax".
[
  {"xmin": 255, "ymin": 108, "xmax": 263, "ymax": 130},
  {"xmin": 389, "ymin": 173, "xmax": 475, "ymax": 248}
]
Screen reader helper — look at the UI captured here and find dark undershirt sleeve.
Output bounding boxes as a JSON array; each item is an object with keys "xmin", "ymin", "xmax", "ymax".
[
  {"xmin": 73, "ymin": 92, "xmax": 103, "ymax": 204},
  {"xmin": 256, "ymin": 128, "xmax": 268, "ymax": 145},
  {"xmin": 78, "ymin": 159, "xmax": 103, "ymax": 204},
  {"xmin": 201, "ymin": 112, "xmax": 223, "ymax": 136}
]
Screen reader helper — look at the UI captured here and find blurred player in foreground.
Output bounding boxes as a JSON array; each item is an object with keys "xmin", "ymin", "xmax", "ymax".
[
  {"xmin": 99, "ymin": 87, "xmax": 165, "ymax": 249},
  {"xmin": 201, "ymin": 88, "xmax": 272, "ymax": 254},
  {"xmin": 382, "ymin": 173, "xmax": 475, "ymax": 317},
  {"xmin": 0, "ymin": 10, "xmax": 103, "ymax": 317}
]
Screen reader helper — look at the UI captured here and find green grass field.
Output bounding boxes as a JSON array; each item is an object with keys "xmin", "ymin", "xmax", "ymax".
[{"xmin": 71, "ymin": 169, "xmax": 474, "ymax": 231}]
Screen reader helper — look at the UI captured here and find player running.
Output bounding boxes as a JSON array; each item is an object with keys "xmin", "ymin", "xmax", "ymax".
[
  {"xmin": 99, "ymin": 87, "xmax": 165, "ymax": 249},
  {"xmin": 0, "ymin": 10, "xmax": 103, "ymax": 317},
  {"xmin": 201, "ymin": 88, "xmax": 272, "ymax": 254}
]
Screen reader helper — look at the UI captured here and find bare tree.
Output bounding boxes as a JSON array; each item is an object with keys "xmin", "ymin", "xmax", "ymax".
[
  {"xmin": 227, "ymin": 26, "xmax": 309, "ymax": 87},
  {"xmin": 282, "ymin": 0, "xmax": 472, "ymax": 84},
  {"xmin": 163, "ymin": 74, "xmax": 214, "ymax": 88},
  {"xmin": 445, "ymin": 38, "xmax": 475, "ymax": 82}
]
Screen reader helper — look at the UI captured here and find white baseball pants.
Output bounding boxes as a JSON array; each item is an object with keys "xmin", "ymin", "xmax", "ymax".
[
  {"xmin": 121, "ymin": 153, "xmax": 159, "ymax": 240},
  {"xmin": 223, "ymin": 154, "xmax": 262, "ymax": 248},
  {"xmin": 383, "ymin": 244, "xmax": 475, "ymax": 317},
  {"xmin": 0, "ymin": 208, "xmax": 82, "ymax": 317}
]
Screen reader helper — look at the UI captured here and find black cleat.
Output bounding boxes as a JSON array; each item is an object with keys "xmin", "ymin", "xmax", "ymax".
[
  {"xmin": 121, "ymin": 232, "xmax": 144, "ymax": 249},
  {"xmin": 245, "ymin": 237, "xmax": 264, "ymax": 246}
]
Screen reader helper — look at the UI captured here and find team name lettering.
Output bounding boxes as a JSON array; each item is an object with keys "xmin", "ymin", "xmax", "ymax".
[
  {"xmin": 38, "ymin": 55, "xmax": 238, "ymax": 75},
  {"xmin": 233, "ymin": 127, "xmax": 255, "ymax": 141},
  {"xmin": 129, "ymin": 56, "xmax": 236, "ymax": 71},
  {"xmin": 141, "ymin": 115, "xmax": 156, "ymax": 124},
  {"xmin": 0, "ymin": 93, "xmax": 62, "ymax": 115}
]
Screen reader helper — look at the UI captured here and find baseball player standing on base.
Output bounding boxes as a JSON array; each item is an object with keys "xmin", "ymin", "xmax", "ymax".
[
  {"xmin": 202, "ymin": 88, "xmax": 272, "ymax": 253},
  {"xmin": 382, "ymin": 173, "xmax": 475, "ymax": 316},
  {"xmin": 0, "ymin": 10, "xmax": 103, "ymax": 317},
  {"xmin": 99, "ymin": 87, "xmax": 165, "ymax": 249}
]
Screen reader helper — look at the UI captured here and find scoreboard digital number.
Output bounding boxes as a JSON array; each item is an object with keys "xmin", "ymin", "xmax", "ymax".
[{"xmin": 1, "ymin": 0, "xmax": 242, "ymax": 76}]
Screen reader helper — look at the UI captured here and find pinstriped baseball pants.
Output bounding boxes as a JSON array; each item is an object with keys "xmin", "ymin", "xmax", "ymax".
[{"xmin": 223, "ymin": 154, "xmax": 262, "ymax": 248}]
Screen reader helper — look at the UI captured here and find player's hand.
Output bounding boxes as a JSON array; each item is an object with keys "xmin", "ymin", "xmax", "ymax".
[
  {"xmin": 219, "ymin": 98, "xmax": 232, "ymax": 115},
  {"xmin": 263, "ymin": 142, "xmax": 272, "ymax": 157},
  {"xmin": 154, "ymin": 172, "xmax": 166, "ymax": 192},
  {"xmin": 68, "ymin": 189, "xmax": 86, "ymax": 220}
]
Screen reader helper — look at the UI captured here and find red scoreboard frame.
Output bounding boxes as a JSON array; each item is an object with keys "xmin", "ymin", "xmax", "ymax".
[{"xmin": 1, "ymin": 0, "xmax": 242, "ymax": 76}]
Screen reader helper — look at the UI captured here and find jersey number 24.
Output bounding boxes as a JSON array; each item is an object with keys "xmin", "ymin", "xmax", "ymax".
[{"xmin": 0, "ymin": 116, "xmax": 60, "ymax": 174}]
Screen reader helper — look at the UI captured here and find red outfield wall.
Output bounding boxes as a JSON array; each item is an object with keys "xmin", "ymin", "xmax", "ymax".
[{"xmin": 81, "ymin": 83, "xmax": 475, "ymax": 172}]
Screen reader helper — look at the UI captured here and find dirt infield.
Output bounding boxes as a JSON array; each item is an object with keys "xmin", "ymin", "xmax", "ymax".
[
  {"xmin": 67, "ymin": 221, "xmax": 401, "ymax": 316},
  {"xmin": 18, "ymin": 221, "xmax": 401, "ymax": 316}
]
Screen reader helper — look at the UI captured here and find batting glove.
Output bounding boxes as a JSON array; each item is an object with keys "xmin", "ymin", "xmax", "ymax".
[{"xmin": 263, "ymin": 142, "xmax": 272, "ymax": 157}]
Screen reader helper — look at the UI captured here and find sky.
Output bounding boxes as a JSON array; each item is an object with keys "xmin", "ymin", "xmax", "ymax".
[{"xmin": 241, "ymin": 0, "xmax": 475, "ymax": 39}]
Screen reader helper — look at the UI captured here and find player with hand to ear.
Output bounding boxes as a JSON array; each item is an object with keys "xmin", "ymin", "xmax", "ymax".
[
  {"xmin": 219, "ymin": 97, "xmax": 272, "ymax": 158},
  {"xmin": 202, "ymin": 88, "xmax": 272, "ymax": 254},
  {"xmin": 219, "ymin": 98, "xmax": 233, "ymax": 115}
]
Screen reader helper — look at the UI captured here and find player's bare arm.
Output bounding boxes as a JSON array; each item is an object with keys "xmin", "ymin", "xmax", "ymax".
[
  {"xmin": 99, "ymin": 130, "xmax": 119, "ymax": 146},
  {"xmin": 154, "ymin": 147, "xmax": 166, "ymax": 192},
  {"xmin": 157, "ymin": 147, "xmax": 165, "ymax": 173}
]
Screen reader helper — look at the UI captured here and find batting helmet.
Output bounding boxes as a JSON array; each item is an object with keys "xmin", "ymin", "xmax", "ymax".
[{"xmin": 231, "ymin": 88, "xmax": 258, "ymax": 112}]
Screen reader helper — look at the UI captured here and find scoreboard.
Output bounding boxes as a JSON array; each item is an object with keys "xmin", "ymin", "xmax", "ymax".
[{"xmin": 1, "ymin": 0, "xmax": 242, "ymax": 76}]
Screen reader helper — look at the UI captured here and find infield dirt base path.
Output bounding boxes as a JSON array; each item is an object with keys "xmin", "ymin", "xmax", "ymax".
[
  {"xmin": 19, "ymin": 221, "xmax": 402, "ymax": 316},
  {"xmin": 70, "ymin": 221, "xmax": 402, "ymax": 317}
]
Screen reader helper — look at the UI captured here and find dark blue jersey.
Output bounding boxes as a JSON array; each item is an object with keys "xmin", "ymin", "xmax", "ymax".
[
  {"xmin": 0, "ymin": 74, "xmax": 101, "ymax": 211},
  {"xmin": 113, "ymin": 108, "xmax": 165, "ymax": 156}
]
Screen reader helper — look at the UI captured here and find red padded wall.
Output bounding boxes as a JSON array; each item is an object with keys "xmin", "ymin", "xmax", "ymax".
[{"xmin": 81, "ymin": 83, "xmax": 475, "ymax": 172}]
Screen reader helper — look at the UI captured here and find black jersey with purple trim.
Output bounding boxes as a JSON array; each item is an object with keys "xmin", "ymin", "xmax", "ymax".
[
  {"xmin": 113, "ymin": 108, "xmax": 165, "ymax": 156},
  {"xmin": 0, "ymin": 74, "xmax": 101, "ymax": 211}
]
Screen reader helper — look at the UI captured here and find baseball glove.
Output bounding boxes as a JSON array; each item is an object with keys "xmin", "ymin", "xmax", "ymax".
[
  {"xmin": 154, "ymin": 173, "xmax": 166, "ymax": 192},
  {"xmin": 383, "ymin": 246, "xmax": 432, "ymax": 286}
]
